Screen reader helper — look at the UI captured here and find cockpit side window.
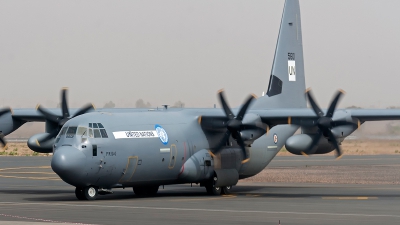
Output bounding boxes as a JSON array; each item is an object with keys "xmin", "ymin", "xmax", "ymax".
[
  {"xmin": 100, "ymin": 129, "xmax": 108, "ymax": 138},
  {"xmin": 93, "ymin": 129, "xmax": 101, "ymax": 138},
  {"xmin": 66, "ymin": 126, "xmax": 77, "ymax": 138},
  {"xmin": 93, "ymin": 123, "xmax": 98, "ymax": 128}
]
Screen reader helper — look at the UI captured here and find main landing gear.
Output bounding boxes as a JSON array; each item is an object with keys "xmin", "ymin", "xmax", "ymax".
[
  {"xmin": 204, "ymin": 174, "xmax": 233, "ymax": 195},
  {"xmin": 75, "ymin": 186, "xmax": 98, "ymax": 200}
]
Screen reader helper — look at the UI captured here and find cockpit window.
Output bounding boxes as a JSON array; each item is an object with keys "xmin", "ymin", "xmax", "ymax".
[
  {"xmin": 100, "ymin": 129, "xmax": 108, "ymax": 138},
  {"xmin": 98, "ymin": 123, "xmax": 104, "ymax": 128},
  {"xmin": 93, "ymin": 129, "xmax": 101, "ymax": 138},
  {"xmin": 77, "ymin": 127, "xmax": 87, "ymax": 136},
  {"xmin": 89, "ymin": 129, "xmax": 94, "ymax": 138},
  {"xmin": 60, "ymin": 127, "xmax": 68, "ymax": 136},
  {"xmin": 66, "ymin": 126, "xmax": 77, "ymax": 138},
  {"xmin": 89, "ymin": 123, "xmax": 92, "ymax": 128},
  {"xmin": 93, "ymin": 123, "xmax": 98, "ymax": 128}
]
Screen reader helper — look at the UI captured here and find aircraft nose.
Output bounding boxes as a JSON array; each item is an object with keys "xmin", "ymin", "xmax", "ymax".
[{"xmin": 51, "ymin": 146, "xmax": 87, "ymax": 185}]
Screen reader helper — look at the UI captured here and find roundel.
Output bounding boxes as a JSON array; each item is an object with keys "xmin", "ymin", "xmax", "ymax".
[
  {"xmin": 155, "ymin": 124, "xmax": 169, "ymax": 145},
  {"xmin": 273, "ymin": 133, "xmax": 278, "ymax": 144}
]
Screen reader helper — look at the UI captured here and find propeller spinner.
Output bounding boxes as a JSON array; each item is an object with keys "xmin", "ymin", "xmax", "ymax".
[{"xmin": 300, "ymin": 89, "xmax": 357, "ymax": 157}]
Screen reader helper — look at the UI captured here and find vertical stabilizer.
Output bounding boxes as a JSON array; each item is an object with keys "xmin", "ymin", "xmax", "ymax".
[{"xmin": 252, "ymin": 0, "xmax": 307, "ymax": 109}]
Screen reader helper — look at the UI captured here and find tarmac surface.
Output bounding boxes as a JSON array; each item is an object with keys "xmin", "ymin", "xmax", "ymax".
[{"xmin": 0, "ymin": 155, "xmax": 399, "ymax": 225}]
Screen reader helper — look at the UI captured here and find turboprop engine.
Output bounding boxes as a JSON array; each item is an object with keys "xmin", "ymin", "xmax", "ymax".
[
  {"xmin": 285, "ymin": 134, "xmax": 335, "ymax": 155},
  {"xmin": 0, "ymin": 108, "xmax": 25, "ymax": 147}
]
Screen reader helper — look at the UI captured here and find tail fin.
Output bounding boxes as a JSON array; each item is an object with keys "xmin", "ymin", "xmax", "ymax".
[{"xmin": 252, "ymin": 0, "xmax": 307, "ymax": 109}]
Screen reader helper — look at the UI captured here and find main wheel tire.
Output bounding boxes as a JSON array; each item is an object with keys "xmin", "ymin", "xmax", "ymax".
[
  {"xmin": 83, "ymin": 186, "xmax": 98, "ymax": 200},
  {"xmin": 205, "ymin": 185, "xmax": 222, "ymax": 195},
  {"xmin": 222, "ymin": 186, "xmax": 232, "ymax": 195},
  {"xmin": 75, "ymin": 187, "xmax": 85, "ymax": 200},
  {"xmin": 205, "ymin": 173, "xmax": 222, "ymax": 195}
]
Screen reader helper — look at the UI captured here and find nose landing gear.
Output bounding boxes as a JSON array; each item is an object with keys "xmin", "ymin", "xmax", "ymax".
[{"xmin": 75, "ymin": 186, "xmax": 98, "ymax": 200}]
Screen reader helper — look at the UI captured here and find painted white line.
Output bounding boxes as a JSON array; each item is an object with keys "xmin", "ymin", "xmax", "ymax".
[
  {"xmin": 267, "ymin": 146, "xmax": 278, "ymax": 149},
  {"xmin": 0, "ymin": 202, "xmax": 399, "ymax": 218}
]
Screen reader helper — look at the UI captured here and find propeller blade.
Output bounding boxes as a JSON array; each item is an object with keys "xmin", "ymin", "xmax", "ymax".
[
  {"xmin": 218, "ymin": 90, "xmax": 234, "ymax": 120},
  {"xmin": 61, "ymin": 88, "xmax": 70, "ymax": 118},
  {"xmin": 306, "ymin": 89, "xmax": 324, "ymax": 117},
  {"xmin": 327, "ymin": 130, "xmax": 342, "ymax": 158},
  {"xmin": 235, "ymin": 132, "xmax": 248, "ymax": 160},
  {"xmin": 326, "ymin": 90, "xmax": 345, "ymax": 118},
  {"xmin": 0, "ymin": 108, "xmax": 11, "ymax": 117},
  {"xmin": 303, "ymin": 131, "xmax": 323, "ymax": 155},
  {"xmin": 73, "ymin": 103, "xmax": 95, "ymax": 118},
  {"xmin": 36, "ymin": 129, "xmax": 59, "ymax": 145},
  {"xmin": 213, "ymin": 130, "xmax": 231, "ymax": 154},
  {"xmin": 236, "ymin": 94, "xmax": 256, "ymax": 121},
  {"xmin": 37, "ymin": 105, "xmax": 60, "ymax": 124}
]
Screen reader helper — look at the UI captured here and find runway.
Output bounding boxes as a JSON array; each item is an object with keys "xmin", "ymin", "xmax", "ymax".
[{"xmin": 0, "ymin": 155, "xmax": 399, "ymax": 225}]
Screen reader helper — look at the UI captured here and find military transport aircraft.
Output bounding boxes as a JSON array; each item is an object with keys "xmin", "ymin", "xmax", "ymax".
[{"xmin": 1, "ymin": 0, "xmax": 400, "ymax": 200}]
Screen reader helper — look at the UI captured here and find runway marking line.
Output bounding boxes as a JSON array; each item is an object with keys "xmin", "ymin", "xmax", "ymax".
[
  {"xmin": 0, "ymin": 166, "xmax": 60, "ymax": 181},
  {"xmin": 322, "ymin": 197, "xmax": 378, "ymax": 200},
  {"xmin": 0, "ymin": 201, "xmax": 399, "ymax": 219}
]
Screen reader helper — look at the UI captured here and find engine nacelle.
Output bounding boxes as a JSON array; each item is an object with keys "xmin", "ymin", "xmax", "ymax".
[
  {"xmin": 27, "ymin": 133, "xmax": 54, "ymax": 153},
  {"xmin": 0, "ymin": 111, "xmax": 25, "ymax": 136},
  {"xmin": 285, "ymin": 134, "xmax": 335, "ymax": 155}
]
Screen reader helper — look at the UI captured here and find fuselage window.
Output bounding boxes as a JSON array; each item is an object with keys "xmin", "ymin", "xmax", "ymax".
[
  {"xmin": 66, "ymin": 127, "xmax": 77, "ymax": 138},
  {"xmin": 100, "ymin": 129, "xmax": 108, "ymax": 138},
  {"xmin": 93, "ymin": 129, "xmax": 101, "ymax": 138},
  {"xmin": 93, "ymin": 123, "xmax": 98, "ymax": 128}
]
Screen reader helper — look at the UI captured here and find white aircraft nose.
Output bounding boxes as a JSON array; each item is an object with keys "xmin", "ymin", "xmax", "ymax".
[{"xmin": 51, "ymin": 146, "xmax": 87, "ymax": 185}]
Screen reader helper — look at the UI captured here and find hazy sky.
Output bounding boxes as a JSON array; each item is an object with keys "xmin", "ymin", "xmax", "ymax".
[{"xmin": 1, "ymin": 0, "xmax": 400, "ymax": 109}]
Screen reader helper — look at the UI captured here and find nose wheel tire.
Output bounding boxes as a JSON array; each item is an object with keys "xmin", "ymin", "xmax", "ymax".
[
  {"xmin": 75, "ymin": 187, "xmax": 85, "ymax": 200},
  {"xmin": 81, "ymin": 186, "xmax": 98, "ymax": 200}
]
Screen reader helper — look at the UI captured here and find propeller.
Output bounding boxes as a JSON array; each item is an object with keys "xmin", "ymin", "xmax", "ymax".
[
  {"xmin": 35, "ymin": 88, "xmax": 95, "ymax": 145},
  {"xmin": 0, "ymin": 107, "xmax": 12, "ymax": 148},
  {"xmin": 301, "ymin": 88, "xmax": 356, "ymax": 157},
  {"xmin": 202, "ymin": 90, "xmax": 267, "ymax": 163}
]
